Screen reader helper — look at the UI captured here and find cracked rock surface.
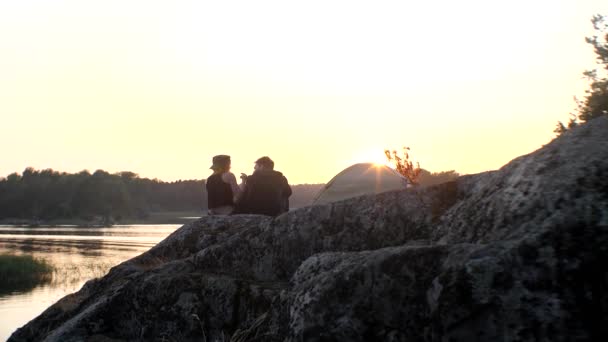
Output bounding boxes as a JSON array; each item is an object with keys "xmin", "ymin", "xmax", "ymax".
[{"xmin": 10, "ymin": 117, "xmax": 608, "ymax": 341}]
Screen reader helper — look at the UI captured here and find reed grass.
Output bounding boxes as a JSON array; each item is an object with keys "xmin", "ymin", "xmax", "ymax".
[{"xmin": 0, "ymin": 254, "xmax": 53, "ymax": 293}]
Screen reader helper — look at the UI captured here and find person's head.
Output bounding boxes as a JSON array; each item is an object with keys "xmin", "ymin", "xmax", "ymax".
[
  {"xmin": 210, "ymin": 155, "xmax": 231, "ymax": 173},
  {"xmin": 254, "ymin": 156, "xmax": 274, "ymax": 171}
]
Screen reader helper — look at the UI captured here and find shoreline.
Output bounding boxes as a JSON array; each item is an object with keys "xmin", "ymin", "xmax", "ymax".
[{"xmin": 0, "ymin": 211, "xmax": 203, "ymax": 227}]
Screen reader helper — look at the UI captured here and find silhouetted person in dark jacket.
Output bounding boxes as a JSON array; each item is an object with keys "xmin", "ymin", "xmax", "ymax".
[{"xmin": 235, "ymin": 156, "xmax": 292, "ymax": 216}]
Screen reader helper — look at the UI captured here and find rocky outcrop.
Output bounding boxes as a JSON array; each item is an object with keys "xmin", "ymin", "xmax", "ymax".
[{"xmin": 10, "ymin": 117, "xmax": 608, "ymax": 341}]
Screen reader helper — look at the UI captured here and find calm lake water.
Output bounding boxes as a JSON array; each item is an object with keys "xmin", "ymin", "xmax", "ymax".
[{"xmin": 0, "ymin": 224, "xmax": 184, "ymax": 341}]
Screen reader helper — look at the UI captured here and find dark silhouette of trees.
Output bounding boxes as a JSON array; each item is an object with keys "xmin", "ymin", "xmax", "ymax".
[
  {"xmin": 0, "ymin": 168, "xmax": 205, "ymax": 222},
  {"xmin": 0, "ymin": 166, "xmax": 462, "ymax": 222},
  {"xmin": 417, "ymin": 169, "xmax": 460, "ymax": 187},
  {"xmin": 557, "ymin": 14, "xmax": 608, "ymax": 134}
]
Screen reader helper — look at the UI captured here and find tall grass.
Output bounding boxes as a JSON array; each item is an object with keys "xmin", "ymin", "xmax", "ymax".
[
  {"xmin": 0, "ymin": 254, "xmax": 53, "ymax": 294},
  {"xmin": 51, "ymin": 261, "xmax": 116, "ymax": 287}
]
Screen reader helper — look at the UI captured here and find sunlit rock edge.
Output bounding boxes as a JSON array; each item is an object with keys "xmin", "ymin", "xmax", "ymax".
[{"xmin": 10, "ymin": 117, "xmax": 608, "ymax": 342}]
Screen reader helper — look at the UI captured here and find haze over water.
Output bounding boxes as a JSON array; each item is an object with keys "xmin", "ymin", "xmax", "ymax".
[{"xmin": 0, "ymin": 224, "xmax": 181, "ymax": 341}]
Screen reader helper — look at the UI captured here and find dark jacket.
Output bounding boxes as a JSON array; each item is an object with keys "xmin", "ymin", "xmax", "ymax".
[{"xmin": 235, "ymin": 170, "xmax": 292, "ymax": 216}]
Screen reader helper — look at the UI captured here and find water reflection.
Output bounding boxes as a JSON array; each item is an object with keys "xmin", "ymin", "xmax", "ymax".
[{"xmin": 0, "ymin": 224, "xmax": 181, "ymax": 341}]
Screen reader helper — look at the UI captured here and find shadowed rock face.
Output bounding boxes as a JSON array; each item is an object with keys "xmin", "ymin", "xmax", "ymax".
[{"xmin": 10, "ymin": 117, "xmax": 608, "ymax": 341}]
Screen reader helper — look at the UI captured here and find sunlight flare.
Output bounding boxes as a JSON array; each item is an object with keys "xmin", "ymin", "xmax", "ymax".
[{"xmin": 352, "ymin": 148, "xmax": 390, "ymax": 167}]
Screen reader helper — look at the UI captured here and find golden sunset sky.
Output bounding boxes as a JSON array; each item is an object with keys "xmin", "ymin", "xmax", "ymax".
[{"xmin": 1, "ymin": 0, "xmax": 607, "ymax": 184}]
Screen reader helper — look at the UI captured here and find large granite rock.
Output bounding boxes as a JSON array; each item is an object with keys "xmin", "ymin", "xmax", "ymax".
[{"xmin": 10, "ymin": 117, "xmax": 608, "ymax": 341}]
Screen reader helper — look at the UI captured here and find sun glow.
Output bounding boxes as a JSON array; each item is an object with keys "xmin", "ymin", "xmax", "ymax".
[{"xmin": 352, "ymin": 149, "xmax": 391, "ymax": 168}]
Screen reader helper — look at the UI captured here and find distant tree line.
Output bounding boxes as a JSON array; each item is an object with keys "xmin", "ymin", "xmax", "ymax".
[
  {"xmin": 417, "ymin": 169, "xmax": 460, "ymax": 187},
  {"xmin": 0, "ymin": 168, "xmax": 205, "ymax": 222},
  {"xmin": 0, "ymin": 167, "xmax": 460, "ymax": 223},
  {"xmin": 0, "ymin": 168, "xmax": 326, "ymax": 222}
]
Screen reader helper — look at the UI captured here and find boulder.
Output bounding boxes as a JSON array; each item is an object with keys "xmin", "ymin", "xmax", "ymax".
[{"xmin": 10, "ymin": 117, "xmax": 608, "ymax": 341}]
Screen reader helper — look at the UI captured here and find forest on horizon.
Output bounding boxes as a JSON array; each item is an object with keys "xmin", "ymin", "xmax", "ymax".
[
  {"xmin": 0, "ymin": 167, "xmax": 458, "ymax": 223},
  {"xmin": 0, "ymin": 168, "xmax": 325, "ymax": 223}
]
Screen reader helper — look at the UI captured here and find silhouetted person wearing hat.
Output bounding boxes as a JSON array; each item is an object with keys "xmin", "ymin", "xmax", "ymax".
[
  {"xmin": 235, "ymin": 156, "xmax": 292, "ymax": 216},
  {"xmin": 206, "ymin": 155, "xmax": 243, "ymax": 215}
]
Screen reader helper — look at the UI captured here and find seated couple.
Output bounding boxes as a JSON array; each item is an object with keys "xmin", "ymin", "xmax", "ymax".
[{"xmin": 206, "ymin": 155, "xmax": 292, "ymax": 216}]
